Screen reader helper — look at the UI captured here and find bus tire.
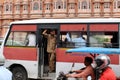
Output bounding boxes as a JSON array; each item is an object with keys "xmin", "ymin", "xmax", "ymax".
[{"xmin": 12, "ymin": 66, "xmax": 28, "ymax": 80}]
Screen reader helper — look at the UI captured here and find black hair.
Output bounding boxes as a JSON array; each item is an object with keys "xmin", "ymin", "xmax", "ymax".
[{"xmin": 85, "ymin": 57, "xmax": 93, "ymax": 63}]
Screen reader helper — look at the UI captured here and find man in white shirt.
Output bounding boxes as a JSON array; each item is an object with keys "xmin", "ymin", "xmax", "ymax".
[
  {"xmin": 27, "ymin": 32, "xmax": 36, "ymax": 46},
  {"xmin": 0, "ymin": 66, "xmax": 12, "ymax": 80}
]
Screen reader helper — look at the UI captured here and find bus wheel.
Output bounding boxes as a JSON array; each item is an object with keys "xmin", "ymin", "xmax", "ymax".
[{"xmin": 12, "ymin": 66, "xmax": 28, "ymax": 80}]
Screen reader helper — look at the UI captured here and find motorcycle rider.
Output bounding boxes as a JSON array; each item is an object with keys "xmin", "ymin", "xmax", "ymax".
[
  {"xmin": 65, "ymin": 56, "xmax": 95, "ymax": 80},
  {"xmin": 94, "ymin": 54, "xmax": 116, "ymax": 80}
]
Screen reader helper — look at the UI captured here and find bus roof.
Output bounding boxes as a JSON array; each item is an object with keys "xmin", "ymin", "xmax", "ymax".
[{"xmin": 10, "ymin": 18, "xmax": 120, "ymax": 25}]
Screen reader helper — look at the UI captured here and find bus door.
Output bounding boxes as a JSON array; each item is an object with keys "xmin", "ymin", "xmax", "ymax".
[{"xmin": 37, "ymin": 24, "xmax": 60, "ymax": 79}]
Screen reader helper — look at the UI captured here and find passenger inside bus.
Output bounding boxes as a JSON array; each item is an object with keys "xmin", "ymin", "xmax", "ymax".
[
  {"xmin": 26, "ymin": 32, "xmax": 36, "ymax": 46},
  {"xmin": 66, "ymin": 32, "xmax": 86, "ymax": 47}
]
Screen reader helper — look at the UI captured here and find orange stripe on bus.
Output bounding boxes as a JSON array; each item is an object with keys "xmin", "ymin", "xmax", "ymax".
[{"xmin": 4, "ymin": 47, "xmax": 37, "ymax": 61}]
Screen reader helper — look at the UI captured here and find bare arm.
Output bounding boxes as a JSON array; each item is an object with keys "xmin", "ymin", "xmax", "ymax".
[
  {"xmin": 42, "ymin": 29, "xmax": 47, "ymax": 35},
  {"xmin": 42, "ymin": 29, "xmax": 48, "ymax": 37},
  {"xmin": 66, "ymin": 66, "xmax": 92, "ymax": 78},
  {"xmin": 72, "ymin": 69, "xmax": 83, "ymax": 73}
]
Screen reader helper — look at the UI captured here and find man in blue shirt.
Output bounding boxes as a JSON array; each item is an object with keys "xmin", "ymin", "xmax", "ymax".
[{"xmin": 66, "ymin": 33, "xmax": 86, "ymax": 47}]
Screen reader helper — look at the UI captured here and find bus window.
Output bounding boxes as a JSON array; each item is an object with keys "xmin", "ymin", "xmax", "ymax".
[
  {"xmin": 89, "ymin": 32, "xmax": 118, "ymax": 48},
  {"xmin": 60, "ymin": 32, "xmax": 87, "ymax": 48},
  {"xmin": 5, "ymin": 32, "xmax": 28, "ymax": 46},
  {"xmin": 110, "ymin": 32, "xmax": 118, "ymax": 48}
]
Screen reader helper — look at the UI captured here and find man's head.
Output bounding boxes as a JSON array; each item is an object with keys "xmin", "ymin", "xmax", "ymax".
[
  {"xmin": 50, "ymin": 29, "xmax": 56, "ymax": 35},
  {"xmin": 84, "ymin": 56, "xmax": 93, "ymax": 66},
  {"xmin": 94, "ymin": 54, "xmax": 110, "ymax": 70}
]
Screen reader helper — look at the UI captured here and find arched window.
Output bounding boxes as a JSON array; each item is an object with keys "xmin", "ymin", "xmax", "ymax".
[
  {"xmin": 6, "ymin": 4, "xmax": 9, "ymax": 11},
  {"xmin": 33, "ymin": 2, "xmax": 39, "ymax": 10},
  {"xmin": 81, "ymin": 1, "xmax": 87, "ymax": 9},
  {"xmin": 94, "ymin": 2, "xmax": 100, "ymax": 9},
  {"xmin": 16, "ymin": 5, "xmax": 20, "ymax": 11},
  {"xmin": 23, "ymin": 4, "xmax": 28, "ymax": 11},
  {"xmin": 55, "ymin": 0, "xmax": 63, "ymax": 9},
  {"xmin": 46, "ymin": 3, "xmax": 50, "ymax": 10},
  {"xmin": 4, "ymin": 2, "xmax": 12, "ymax": 13},
  {"xmin": 104, "ymin": 2, "xmax": 110, "ymax": 9},
  {"xmin": 69, "ymin": 3, "xmax": 75, "ymax": 9},
  {"xmin": 117, "ymin": 1, "xmax": 120, "ymax": 8}
]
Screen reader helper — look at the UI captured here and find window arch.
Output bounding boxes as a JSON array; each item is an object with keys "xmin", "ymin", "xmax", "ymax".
[
  {"xmin": 117, "ymin": 1, "xmax": 120, "ymax": 8},
  {"xmin": 16, "ymin": 5, "xmax": 20, "ymax": 11},
  {"xmin": 94, "ymin": 2, "xmax": 100, "ymax": 9},
  {"xmin": 46, "ymin": 3, "xmax": 50, "ymax": 10},
  {"xmin": 6, "ymin": 4, "xmax": 9, "ymax": 11},
  {"xmin": 23, "ymin": 4, "xmax": 28, "ymax": 11},
  {"xmin": 33, "ymin": 2, "xmax": 39, "ymax": 10},
  {"xmin": 69, "ymin": 3, "xmax": 75, "ymax": 9},
  {"xmin": 104, "ymin": 2, "xmax": 110, "ymax": 9},
  {"xmin": 114, "ymin": 0, "xmax": 120, "ymax": 9},
  {"xmin": 81, "ymin": 1, "xmax": 87, "ymax": 9},
  {"xmin": 55, "ymin": 0, "xmax": 63, "ymax": 9}
]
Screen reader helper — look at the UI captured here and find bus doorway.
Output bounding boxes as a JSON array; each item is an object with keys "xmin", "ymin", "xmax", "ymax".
[{"xmin": 37, "ymin": 24, "xmax": 60, "ymax": 79}]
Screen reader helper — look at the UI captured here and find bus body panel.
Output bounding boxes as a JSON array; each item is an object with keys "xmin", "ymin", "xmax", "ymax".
[
  {"xmin": 90, "ymin": 24, "xmax": 118, "ymax": 31},
  {"xmin": 60, "ymin": 24, "xmax": 87, "ymax": 31},
  {"xmin": 4, "ymin": 47, "xmax": 37, "ymax": 60},
  {"xmin": 12, "ymin": 25, "xmax": 37, "ymax": 31}
]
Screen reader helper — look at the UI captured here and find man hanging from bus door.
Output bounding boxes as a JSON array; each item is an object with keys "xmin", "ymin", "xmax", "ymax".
[{"xmin": 42, "ymin": 29, "xmax": 57, "ymax": 72}]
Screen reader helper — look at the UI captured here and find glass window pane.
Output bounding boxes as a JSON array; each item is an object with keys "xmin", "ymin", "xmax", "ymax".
[
  {"xmin": 5, "ymin": 32, "xmax": 28, "ymax": 46},
  {"xmin": 89, "ymin": 32, "xmax": 113, "ymax": 47}
]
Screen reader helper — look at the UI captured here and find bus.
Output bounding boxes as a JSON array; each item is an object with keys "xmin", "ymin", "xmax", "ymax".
[{"xmin": 1, "ymin": 18, "xmax": 120, "ymax": 80}]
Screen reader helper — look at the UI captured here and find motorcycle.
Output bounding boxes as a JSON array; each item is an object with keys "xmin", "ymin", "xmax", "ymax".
[{"xmin": 57, "ymin": 71, "xmax": 68, "ymax": 80}]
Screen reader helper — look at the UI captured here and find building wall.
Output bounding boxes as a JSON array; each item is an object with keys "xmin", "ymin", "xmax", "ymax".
[{"xmin": 0, "ymin": 0, "xmax": 120, "ymax": 37}]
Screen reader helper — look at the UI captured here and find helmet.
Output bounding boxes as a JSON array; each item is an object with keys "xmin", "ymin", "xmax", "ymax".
[{"xmin": 94, "ymin": 54, "xmax": 110, "ymax": 70}]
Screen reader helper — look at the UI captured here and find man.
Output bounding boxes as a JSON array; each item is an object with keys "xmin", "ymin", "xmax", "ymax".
[
  {"xmin": 66, "ymin": 33, "xmax": 86, "ymax": 47},
  {"xmin": 26, "ymin": 32, "xmax": 36, "ymax": 46},
  {"xmin": 94, "ymin": 54, "xmax": 116, "ymax": 80},
  {"xmin": 42, "ymin": 29, "xmax": 56, "ymax": 72},
  {"xmin": 66, "ymin": 57, "xmax": 95, "ymax": 80}
]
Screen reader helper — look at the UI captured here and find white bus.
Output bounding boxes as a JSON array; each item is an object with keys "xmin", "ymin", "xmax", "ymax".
[{"xmin": 1, "ymin": 18, "xmax": 120, "ymax": 80}]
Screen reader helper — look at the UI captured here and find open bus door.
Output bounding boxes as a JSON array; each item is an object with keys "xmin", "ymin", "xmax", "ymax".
[{"xmin": 37, "ymin": 24, "xmax": 60, "ymax": 79}]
